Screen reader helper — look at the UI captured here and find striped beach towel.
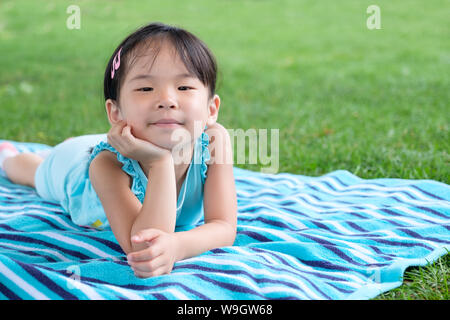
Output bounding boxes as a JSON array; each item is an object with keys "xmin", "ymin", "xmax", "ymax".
[{"xmin": 0, "ymin": 139, "xmax": 449, "ymax": 300}]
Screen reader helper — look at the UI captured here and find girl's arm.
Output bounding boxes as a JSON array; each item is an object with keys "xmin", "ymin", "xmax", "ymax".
[
  {"xmin": 89, "ymin": 151, "xmax": 177, "ymax": 255},
  {"xmin": 130, "ymin": 155, "xmax": 177, "ymax": 251},
  {"xmin": 128, "ymin": 123, "xmax": 237, "ymax": 276},
  {"xmin": 173, "ymin": 123, "xmax": 237, "ymax": 261}
]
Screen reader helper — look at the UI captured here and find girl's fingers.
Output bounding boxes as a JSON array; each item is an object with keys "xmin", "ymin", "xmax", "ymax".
[
  {"xmin": 122, "ymin": 125, "xmax": 134, "ymax": 140},
  {"xmin": 133, "ymin": 266, "xmax": 169, "ymax": 278},
  {"xmin": 128, "ymin": 243, "xmax": 163, "ymax": 262},
  {"xmin": 131, "ymin": 229, "xmax": 161, "ymax": 244},
  {"xmin": 130, "ymin": 254, "xmax": 165, "ymax": 273},
  {"xmin": 108, "ymin": 121, "xmax": 126, "ymax": 140}
]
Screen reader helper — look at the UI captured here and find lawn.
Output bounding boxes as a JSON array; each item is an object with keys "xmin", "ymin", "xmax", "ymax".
[{"xmin": 0, "ymin": 0, "xmax": 448, "ymax": 299}]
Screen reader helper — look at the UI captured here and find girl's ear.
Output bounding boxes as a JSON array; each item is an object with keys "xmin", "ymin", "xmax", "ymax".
[
  {"xmin": 206, "ymin": 94, "xmax": 220, "ymax": 127},
  {"xmin": 105, "ymin": 99, "xmax": 123, "ymax": 125}
]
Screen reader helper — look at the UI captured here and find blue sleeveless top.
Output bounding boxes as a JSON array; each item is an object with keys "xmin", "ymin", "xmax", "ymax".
[
  {"xmin": 34, "ymin": 129, "xmax": 210, "ymax": 232},
  {"xmin": 88, "ymin": 132, "xmax": 210, "ymax": 231}
]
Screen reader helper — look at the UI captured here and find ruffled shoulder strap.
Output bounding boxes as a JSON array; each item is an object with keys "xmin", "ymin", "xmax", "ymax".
[
  {"xmin": 87, "ymin": 141, "xmax": 146, "ymax": 202},
  {"xmin": 200, "ymin": 129, "xmax": 211, "ymax": 184}
]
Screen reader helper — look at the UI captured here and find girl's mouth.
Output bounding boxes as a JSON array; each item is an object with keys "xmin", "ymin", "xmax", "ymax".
[{"xmin": 151, "ymin": 123, "xmax": 182, "ymax": 128}]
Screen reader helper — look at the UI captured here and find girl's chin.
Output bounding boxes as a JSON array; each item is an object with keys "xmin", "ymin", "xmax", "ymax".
[{"xmin": 135, "ymin": 126, "xmax": 193, "ymax": 149}]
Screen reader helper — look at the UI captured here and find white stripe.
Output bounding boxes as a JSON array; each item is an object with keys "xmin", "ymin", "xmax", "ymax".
[
  {"xmin": 0, "ymin": 185, "xmax": 37, "ymax": 193},
  {"xmin": 181, "ymin": 257, "xmax": 322, "ymax": 299},
  {"xmin": 271, "ymin": 250, "xmax": 366, "ymax": 287},
  {"xmin": 174, "ymin": 270, "xmax": 309, "ymax": 299},
  {"xmin": 199, "ymin": 257, "xmax": 319, "ymax": 294},
  {"xmin": 261, "ymin": 285, "xmax": 319, "ymax": 299},
  {"xmin": 380, "ymin": 230, "xmax": 439, "ymax": 249},
  {"xmin": 0, "ymin": 204, "xmax": 62, "ymax": 212},
  {"xmin": 360, "ymin": 208, "xmax": 428, "ymax": 227},
  {"xmin": 16, "ymin": 209, "xmax": 79, "ymax": 231},
  {"xmin": 0, "ymin": 260, "xmax": 50, "ymax": 299},
  {"xmin": 0, "ymin": 243, "xmax": 72, "ymax": 262},
  {"xmin": 237, "ymin": 175, "xmax": 301, "ymax": 189},
  {"xmin": 298, "ymin": 231, "xmax": 379, "ymax": 264},
  {"xmin": 240, "ymin": 195, "xmax": 438, "ymax": 229},
  {"xmin": 348, "ymin": 249, "xmax": 378, "ymax": 264},
  {"xmin": 166, "ymin": 288, "xmax": 191, "ymax": 300},
  {"xmin": 232, "ymin": 246, "xmax": 280, "ymax": 265},
  {"xmin": 63, "ymin": 276, "xmax": 105, "ymax": 300},
  {"xmin": 103, "ymin": 284, "xmax": 144, "ymax": 300},
  {"xmin": 39, "ymin": 232, "xmax": 116, "ymax": 260},
  {"xmin": 240, "ymin": 225, "xmax": 300, "ymax": 242},
  {"xmin": 240, "ymin": 196, "xmax": 436, "ymax": 228},
  {"xmin": 238, "ymin": 192, "xmax": 449, "ymax": 219},
  {"xmin": 394, "ymin": 206, "xmax": 450, "ymax": 224},
  {"xmin": 237, "ymin": 206, "xmax": 308, "ymax": 229},
  {"xmin": 322, "ymin": 175, "xmax": 445, "ymax": 202},
  {"xmin": 325, "ymin": 220, "xmax": 354, "ymax": 234},
  {"xmin": 303, "ymin": 179, "xmax": 450, "ymax": 206}
]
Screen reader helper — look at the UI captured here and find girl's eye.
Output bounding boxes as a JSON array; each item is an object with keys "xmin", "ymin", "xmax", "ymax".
[
  {"xmin": 178, "ymin": 86, "xmax": 192, "ymax": 91},
  {"xmin": 138, "ymin": 87, "xmax": 153, "ymax": 92}
]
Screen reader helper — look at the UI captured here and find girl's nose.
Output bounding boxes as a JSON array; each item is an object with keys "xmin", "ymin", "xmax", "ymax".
[
  {"xmin": 158, "ymin": 102, "xmax": 176, "ymax": 109},
  {"xmin": 157, "ymin": 89, "xmax": 178, "ymax": 109}
]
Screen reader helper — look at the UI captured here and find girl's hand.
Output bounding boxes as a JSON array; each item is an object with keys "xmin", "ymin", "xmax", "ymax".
[
  {"xmin": 127, "ymin": 229, "xmax": 180, "ymax": 278},
  {"xmin": 107, "ymin": 120, "xmax": 172, "ymax": 166}
]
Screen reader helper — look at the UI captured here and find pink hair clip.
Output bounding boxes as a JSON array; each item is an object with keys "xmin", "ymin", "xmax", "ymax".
[{"xmin": 111, "ymin": 47, "xmax": 123, "ymax": 79}]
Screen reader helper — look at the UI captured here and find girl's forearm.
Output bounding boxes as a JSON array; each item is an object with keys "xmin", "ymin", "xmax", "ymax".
[
  {"xmin": 130, "ymin": 156, "xmax": 177, "ymax": 251},
  {"xmin": 174, "ymin": 220, "xmax": 236, "ymax": 261}
]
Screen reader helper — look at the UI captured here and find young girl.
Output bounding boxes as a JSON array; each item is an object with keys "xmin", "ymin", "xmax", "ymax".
[{"xmin": 0, "ymin": 22, "xmax": 237, "ymax": 278}]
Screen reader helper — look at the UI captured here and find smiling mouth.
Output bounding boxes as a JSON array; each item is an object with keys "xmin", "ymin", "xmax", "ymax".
[{"xmin": 150, "ymin": 123, "xmax": 182, "ymax": 128}]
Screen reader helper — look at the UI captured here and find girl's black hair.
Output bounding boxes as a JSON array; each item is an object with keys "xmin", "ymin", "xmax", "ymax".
[{"xmin": 103, "ymin": 22, "xmax": 217, "ymax": 103}]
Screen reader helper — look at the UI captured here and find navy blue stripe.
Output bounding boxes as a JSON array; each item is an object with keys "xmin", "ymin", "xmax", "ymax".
[
  {"xmin": 282, "ymin": 207, "xmax": 311, "ymax": 217},
  {"xmin": 69, "ymin": 233, "xmax": 123, "ymax": 254},
  {"xmin": 416, "ymin": 206, "xmax": 449, "ymax": 219},
  {"xmin": 329, "ymin": 176, "xmax": 350, "ymax": 187},
  {"xmin": 0, "ymin": 244, "xmax": 57, "ymax": 263},
  {"xmin": 321, "ymin": 181, "xmax": 422, "ymax": 201},
  {"xmin": 238, "ymin": 216, "xmax": 303, "ymax": 231},
  {"xmin": 383, "ymin": 219, "xmax": 406, "ymax": 227},
  {"xmin": 369, "ymin": 246, "xmax": 394, "ymax": 260},
  {"xmin": 299, "ymin": 234, "xmax": 364, "ymax": 266},
  {"xmin": 14, "ymin": 259, "xmax": 79, "ymax": 300},
  {"xmin": 36, "ymin": 262, "xmax": 211, "ymax": 300},
  {"xmin": 0, "ymin": 224, "xmax": 19, "ymax": 232},
  {"xmin": 193, "ymin": 273, "xmax": 268, "ymax": 299},
  {"xmin": 248, "ymin": 247, "xmax": 348, "ymax": 283},
  {"xmin": 237, "ymin": 230, "xmax": 273, "ymax": 242},
  {"xmin": 399, "ymin": 228, "xmax": 450, "ymax": 245},
  {"xmin": 297, "ymin": 273, "xmax": 333, "ymax": 299},
  {"xmin": 177, "ymin": 263, "xmax": 312, "ymax": 298},
  {"xmin": 25, "ymin": 214, "xmax": 66, "ymax": 231},
  {"xmin": 380, "ymin": 208, "xmax": 439, "ymax": 225},
  {"xmin": 326, "ymin": 282, "xmax": 354, "ymax": 294},
  {"xmin": 0, "ymin": 281, "xmax": 22, "ymax": 300},
  {"xmin": 411, "ymin": 185, "xmax": 445, "ymax": 201},
  {"xmin": 0, "ymin": 233, "xmax": 91, "ymax": 260},
  {"xmin": 346, "ymin": 221, "xmax": 369, "ymax": 233},
  {"xmin": 298, "ymin": 259, "xmax": 351, "ymax": 272},
  {"xmin": 370, "ymin": 238, "xmax": 434, "ymax": 250}
]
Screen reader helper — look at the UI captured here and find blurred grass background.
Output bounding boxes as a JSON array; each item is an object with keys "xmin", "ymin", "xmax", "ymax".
[{"xmin": 0, "ymin": 0, "xmax": 448, "ymax": 299}]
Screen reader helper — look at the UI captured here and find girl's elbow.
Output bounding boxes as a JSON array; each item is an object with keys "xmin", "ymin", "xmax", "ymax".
[{"xmin": 227, "ymin": 222, "xmax": 237, "ymax": 246}]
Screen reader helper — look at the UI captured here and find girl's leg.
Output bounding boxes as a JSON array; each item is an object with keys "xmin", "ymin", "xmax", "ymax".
[{"xmin": 3, "ymin": 153, "xmax": 43, "ymax": 188}]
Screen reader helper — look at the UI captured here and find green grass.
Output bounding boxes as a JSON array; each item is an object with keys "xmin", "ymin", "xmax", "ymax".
[
  {"xmin": 0, "ymin": 0, "xmax": 448, "ymax": 299},
  {"xmin": 374, "ymin": 253, "xmax": 449, "ymax": 300}
]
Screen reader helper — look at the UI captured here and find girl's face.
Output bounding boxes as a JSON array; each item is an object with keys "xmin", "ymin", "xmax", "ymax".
[{"xmin": 107, "ymin": 40, "xmax": 219, "ymax": 150}]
